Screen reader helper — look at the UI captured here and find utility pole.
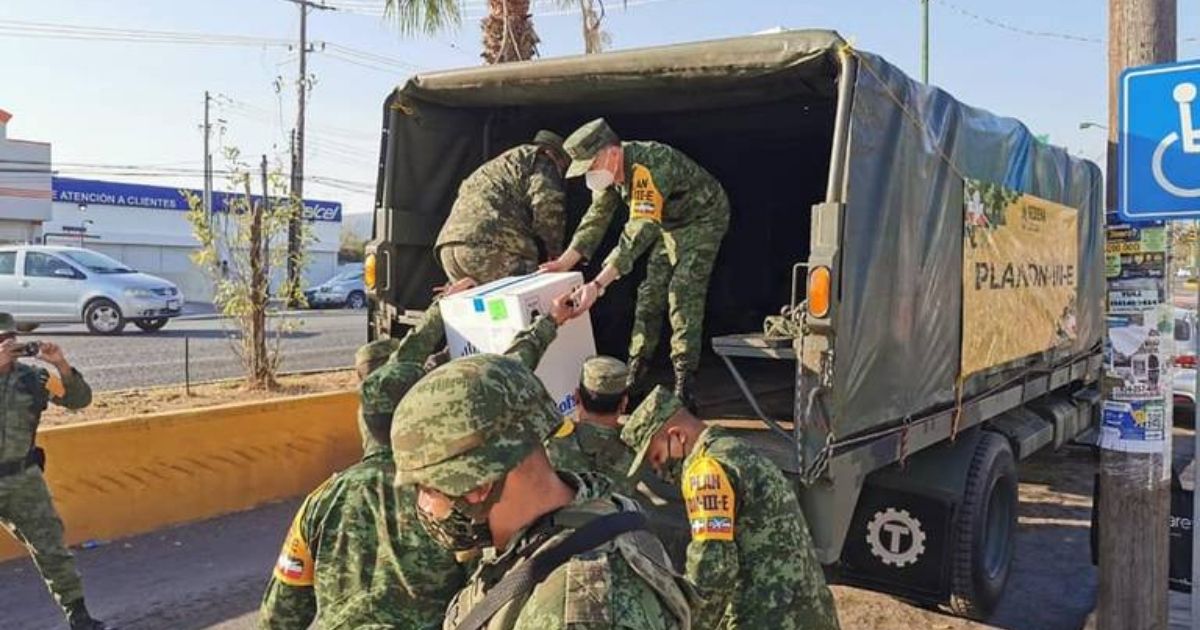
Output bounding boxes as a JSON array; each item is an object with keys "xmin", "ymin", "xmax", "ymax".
[
  {"xmin": 203, "ymin": 91, "xmax": 213, "ymax": 217},
  {"xmin": 283, "ymin": 0, "xmax": 332, "ymax": 306},
  {"xmin": 1099, "ymin": 1, "xmax": 1176, "ymax": 628},
  {"xmin": 920, "ymin": 0, "xmax": 930, "ymax": 83},
  {"xmin": 261, "ymin": 154, "xmax": 272, "ymax": 299}
]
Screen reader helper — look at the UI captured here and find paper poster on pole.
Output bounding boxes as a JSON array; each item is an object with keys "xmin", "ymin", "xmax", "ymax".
[
  {"xmin": 961, "ymin": 179, "xmax": 1080, "ymax": 377},
  {"xmin": 1101, "ymin": 399, "xmax": 1168, "ymax": 453}
]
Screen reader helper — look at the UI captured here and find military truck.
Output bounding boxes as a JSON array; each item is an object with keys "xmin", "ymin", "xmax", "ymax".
[{"xmin": 364, "ymin": 31, "xmax": 1103, "ymax": 619}]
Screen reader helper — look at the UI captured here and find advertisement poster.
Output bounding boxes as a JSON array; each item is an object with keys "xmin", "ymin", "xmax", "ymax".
[
  {"xmin": 1105, "ymin": 309, "xmax": 1173, "ymax": 401},
  {"xmin": 1105, "ymin": 225, "xmax": 1167, "ymax": 281},
  {"xmin": 1101, "ymin": 399, "xmax": 1168, "ymax": 453},
  {"xmin": 961, "ymin": 179, "xmax": 1080, "ymax": 377},
  {"xmin": 1102, "ymin": 219, "xmax": 1171, "ymax": 455}
]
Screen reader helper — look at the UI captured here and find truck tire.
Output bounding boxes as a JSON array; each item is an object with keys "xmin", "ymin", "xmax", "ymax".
[{"xmin": 947, "ymin": 431, "xmax": 1017, "ymax": 620}]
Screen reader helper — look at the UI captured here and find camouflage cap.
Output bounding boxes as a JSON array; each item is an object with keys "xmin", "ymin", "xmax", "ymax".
[
  {"xmin": 533, "ymin": 129, "xmax": 565, "ymax": 154},
  {"xmin": 580, "ymin": 356, "xmax": 629, "ymax": 396},
  {"xmin": 360, "ymin": 360, "xmax": 427, "ymax": 437},
  {"xmin": 354, "ymin": 338, "xmax": 401, "ymax": 371},
  {"xmin": 620, "ymin": 385, "xmax": 684, "ymax": 477},
  {"xmin": 564, "ymin": 118, "xmax": 620, "ymax": 178},
  {"xmin": 391, "ymin": 354, "xmax": 562, "ymax": 496},
  {"xmin": 0, "ymin": 313, "xmax": 14, "ymax": 335}
]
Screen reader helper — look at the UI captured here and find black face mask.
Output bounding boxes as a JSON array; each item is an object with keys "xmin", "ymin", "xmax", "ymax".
[
  {"xmin": 655, "ymin": 433, "xmax": 685, "ymax": 486},
  {"xmin": 417, "ymin": 479, "xmax": 505, "ymax": 553}
]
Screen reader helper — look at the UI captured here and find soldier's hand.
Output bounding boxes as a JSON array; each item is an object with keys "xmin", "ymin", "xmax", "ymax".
[
  {"xmin": 0, "ymin": 338, "xmax": 15, "ymax": 370},
  {"xmin": 571, "ymin": 282, "xmax": 601, "ymax": 316},
  {"xmin": 435, "ymin": 277, "xmax": 476, "ymax": 298},
  {"xmin": 539, "ymin": 249, "xmax": 582, "ymax": 273},
  {"xmin": 550, "ymin": 292, "xmax": 577, "ymax": 325},
  {"xmin": 37, "ymin": 342, "xmax": 70, "ymax": 373}
]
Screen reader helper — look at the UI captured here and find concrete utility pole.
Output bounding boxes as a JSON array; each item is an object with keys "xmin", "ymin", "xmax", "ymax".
[
  {"xmin": 283, "ymin": 0, "xmax": 331, "ymax": 306},
  {"xmin": 203, "ymin": 91, "xmax": 212, "ymax": 217},
  {"xmin": 1099, "ymin": 1, "xmax": 1176, "ymax": 628},
  {"xmin": 920, "ymin": 0, "xmax": 930, "ymax": 83}
]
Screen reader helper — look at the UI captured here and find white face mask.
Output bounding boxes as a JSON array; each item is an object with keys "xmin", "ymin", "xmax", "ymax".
[{"xmin": 585, "ymin": 169, "xmax": 615, "ymax": 192}]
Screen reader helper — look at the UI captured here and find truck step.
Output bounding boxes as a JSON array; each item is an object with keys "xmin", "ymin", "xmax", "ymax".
[{"xmin": 988, "ymin": 408, "xmax": 1054, "ymax": 460}]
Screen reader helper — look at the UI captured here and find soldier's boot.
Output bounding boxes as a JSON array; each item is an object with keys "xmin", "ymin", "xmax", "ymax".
[
  {"xmin": 626, "ymin": 356, "xmax": 651, "ymax": 397},
  {"xmin": 66, "ymin": 599, "xmax": 116, "ymax": 630},
  {"xmin": 673, "ymin": 365, "xmax": 699, "ymax": 413}
]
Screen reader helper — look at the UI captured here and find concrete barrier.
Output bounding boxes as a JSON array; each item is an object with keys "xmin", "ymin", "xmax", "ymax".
[{"xmin": 0, "ymin": 390, "xmax": 359, "ymax": 562}]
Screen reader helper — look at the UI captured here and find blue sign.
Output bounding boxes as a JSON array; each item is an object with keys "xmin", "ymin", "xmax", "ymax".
[
  {"xmin": 51, "ymin": 177, "xmax": 343, "ymax": 222},
  {"xmin": 1118, "ymin": 60, "xmax": 1200, "ymax": 221}
]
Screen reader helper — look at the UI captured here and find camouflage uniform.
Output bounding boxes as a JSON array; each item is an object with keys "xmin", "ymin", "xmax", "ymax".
[
  {"xmin": 622, "ymin": 387, "xmax": 840, "ymax": 630},
  {"xmin": 390, "ymin": 356, "xmax": 692, "ymax": 630},
  {"xmin": 546, "ymin": 357, "xmax": 635, "ymax": 492},
  {"xmin": 436, "ymin": 132, "xmax": 568, "ymax": 284},
  {"xmin": 564, "ymin": 119, "xmax": 730, "ymax": 378},
  {"xmin": 0, "ymin": 325, "xmax": 101, "ymax": 628},
  {"xmin": 260, "ymin": 336, "xmax": 466, "ymax": 630}
]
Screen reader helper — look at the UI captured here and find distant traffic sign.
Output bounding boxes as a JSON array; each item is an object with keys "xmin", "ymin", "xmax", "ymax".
[{"xmin": 1119, "ymin": 60, "xmax": 1200, "ymax": 221}]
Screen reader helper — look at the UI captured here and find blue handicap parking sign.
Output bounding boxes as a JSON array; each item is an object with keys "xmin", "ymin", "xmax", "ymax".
[{"xmin": 1119, "ymin": 60, "xmax": 1200, "ymax": 221}]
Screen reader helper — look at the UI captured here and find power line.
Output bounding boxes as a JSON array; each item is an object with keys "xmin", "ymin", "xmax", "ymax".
[
  {"xmin": 932, "ymin": 0, "xmax": 1102, "ymax": 44},
  {"xmin": 0, "ymin": 19, "xmax": 291, "ymax": 48}
]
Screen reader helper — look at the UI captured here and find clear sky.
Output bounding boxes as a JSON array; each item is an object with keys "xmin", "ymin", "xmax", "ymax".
[{"xmin": 1, "ymin": 0, "xmax": 1197, "ymax": 215}]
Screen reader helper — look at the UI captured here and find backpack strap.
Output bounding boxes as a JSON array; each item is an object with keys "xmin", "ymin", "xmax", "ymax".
[{"xmin": 454, "ymin": 510, "xmax": 647, "ymax": 630}]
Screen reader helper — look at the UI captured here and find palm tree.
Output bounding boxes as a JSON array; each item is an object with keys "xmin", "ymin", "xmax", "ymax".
[
  {"xmin": 381, "ymin": 0, "xmax": 463, "ymax": 37},
  {"xmin": 482, "ymin": 0, "xmax": 540, "ymax": 64},
  {"xmin": 383, "ymin": 0, "xmax": 538, "ymax": 65},
  {"xmin": 554, "ymin": 0, "xmax": 615, "ymax": 54}
]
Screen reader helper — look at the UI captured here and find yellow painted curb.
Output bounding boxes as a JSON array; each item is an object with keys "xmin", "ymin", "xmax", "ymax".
[{"xmin": 0, "ymin": 390, "xmax": 359, "ymax": 563}]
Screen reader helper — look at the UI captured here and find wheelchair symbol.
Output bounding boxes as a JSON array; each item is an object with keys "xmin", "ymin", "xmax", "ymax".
[{"xmin": 1152, "ymin": 82, "xmax": 1200, "ymax": 197}]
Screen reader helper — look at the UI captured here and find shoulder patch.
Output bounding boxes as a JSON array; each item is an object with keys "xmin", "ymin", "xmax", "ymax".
[
  {"xmin": 553, "ymin": 417, "xmax": 576, "ymax": 439},
  {"xmin": 629, "ymin": 164, "xmax": 664, "ymax": 223},
  {"xmin": 682, "ymin": 454, "xmax": 736, "ymax": 542},
  {"xmin": 563, "ymin": 555, "xmax": 613, "ymax": 624},
  {"xmin": 273, "ymin": 507, "xmax": 315, "ymax": 586},
  {"xmin": 44, "ymin": 371, "xmax": 65, "ymax": 399}
]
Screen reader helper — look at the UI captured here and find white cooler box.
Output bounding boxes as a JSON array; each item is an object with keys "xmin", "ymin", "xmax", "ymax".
[{"xmin": 441, "ymin": 272, "xmax": 596, "ymax": 418}]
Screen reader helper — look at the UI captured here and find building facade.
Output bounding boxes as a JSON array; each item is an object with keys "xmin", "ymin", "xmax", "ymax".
[
  {"xmin": 43, "ymin": 177, "xmax": 343, "ymax": 303},
  {"xmin": 0, "ymin": 109, "xmax": 52, "ymax": 243}
]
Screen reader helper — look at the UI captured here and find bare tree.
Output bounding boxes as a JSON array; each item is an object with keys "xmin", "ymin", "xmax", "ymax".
[{"xmin": 185, "ymin": 148, "xmax": 311, "ymax": 390}]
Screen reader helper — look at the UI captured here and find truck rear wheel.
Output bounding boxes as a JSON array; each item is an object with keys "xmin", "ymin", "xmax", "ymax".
[{"xmin": 947, "ymin": 431, "xmax": 1017, "ymax": 620}]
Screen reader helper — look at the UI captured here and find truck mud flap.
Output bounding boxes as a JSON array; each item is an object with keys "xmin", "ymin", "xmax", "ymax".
[{"xmin": 836, "ymin": 480, "xmax": 955, "ymax": 603}]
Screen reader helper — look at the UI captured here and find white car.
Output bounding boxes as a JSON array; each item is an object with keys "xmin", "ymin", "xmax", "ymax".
[{"xmin": 0, "ymin": 245, "xmax": 183, "ymax": 335}]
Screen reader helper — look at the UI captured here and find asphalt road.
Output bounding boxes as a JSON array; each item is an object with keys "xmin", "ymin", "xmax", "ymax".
[
  {"xmin": 21, "ymin": 309, "xmax": 367, "ymax": 392},
  {"xmin": 0, "ymin": 447, "xmax": 1102, "ymax": 630}
]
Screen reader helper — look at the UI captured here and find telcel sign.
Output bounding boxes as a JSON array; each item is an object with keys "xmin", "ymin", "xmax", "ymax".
[{"xmin": 1118, "ymin": 60, "xmax": 1200, "ymax": 221}]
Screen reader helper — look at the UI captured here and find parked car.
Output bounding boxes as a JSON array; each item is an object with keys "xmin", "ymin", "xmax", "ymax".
[
  {"xmin": 0, "ymin": 245, "xmax": 183, "ymax": 334},
  {"xmin": 304, "ymin": 265, "xmax": 366, "ymax": 309},
  {"xmin": 1176, "ymin": 307, "xmax": 1197, "ymax": 368}
]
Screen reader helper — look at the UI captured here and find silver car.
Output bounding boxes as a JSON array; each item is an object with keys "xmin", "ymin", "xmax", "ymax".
[
  {"xmin": 0, "ymin": 245, "xmax": 183, "ymax": 334},
  {"xmin": 304, "ymin": 265, "xmax": 366, "ymax": 309}
]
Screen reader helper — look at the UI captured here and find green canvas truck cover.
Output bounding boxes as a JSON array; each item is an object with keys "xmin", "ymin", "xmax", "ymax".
[{"xmin": 374, "ymin": 30, "xmax": 1103, "ymax": 443}]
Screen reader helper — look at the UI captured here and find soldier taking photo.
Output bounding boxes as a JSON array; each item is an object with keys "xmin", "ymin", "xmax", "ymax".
[{"xmin": 0, "ymin": 313, "xmax": 114, "ymax": 630}]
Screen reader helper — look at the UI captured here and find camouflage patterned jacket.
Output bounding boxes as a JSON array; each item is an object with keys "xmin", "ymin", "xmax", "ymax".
[
  {"xmin": 436, "ymin": 144, "xmax": 566, "ymax": 261},
  {"xmin": 0, "ymin": 364, "xmax": 91, "ymax": 466},
  {"xmin": 681, "ymin": 426, "xmax": 839, "ymax": 630},
  {"xmin": 442, "ymin": 471, "xmax": 691, "ymax": 630},
  {"xmin": 259, "ymin": 443, "xmax": 466, "ymax": 630},
  {"xmin": 546, "ymin": 421, "xmax": 636, "ymax": 495},
  {"xmin": 568, "ymin": 141, "xmax": 729, "ymax": 276}
]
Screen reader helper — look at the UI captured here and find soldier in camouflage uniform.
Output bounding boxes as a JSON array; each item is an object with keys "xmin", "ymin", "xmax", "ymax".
[
  {"xmin": 546, "ymin": 356, "xmax": 636, "ymax": 493},
  {"xmin": 435, "ymin": 130, "xmax": 570, "ymax": 285},
  {"xmin": 390, "ymin": 355, "xmax": 692, "ymax": 630},
  {"xmin": 622, "ymin": 386, "xmax": 840, "ymax": 630},
  {"xmin": 0, "ymin": 314, "xmax": 114, "ymax": 630},
  {"xmin": 542, "ymin": 118, "xmax": 730, "ymax": 409},
  {"xmin": 259, "ymin": 337, "xmax": 466, "ymax": 630}
]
